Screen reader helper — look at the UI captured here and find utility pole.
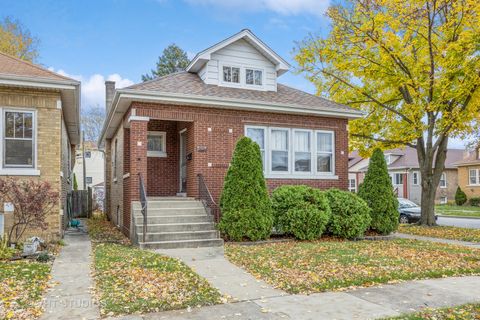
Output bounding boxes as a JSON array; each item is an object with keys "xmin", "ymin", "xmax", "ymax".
[{"xmin": 82, "ymin": 131, "xmax": 86, "ymax": 190}]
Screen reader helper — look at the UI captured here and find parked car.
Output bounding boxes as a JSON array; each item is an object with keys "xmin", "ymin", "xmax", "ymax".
[{"xmin": 398, "ymin": 198, "xmax": 438, "ymax": 224}]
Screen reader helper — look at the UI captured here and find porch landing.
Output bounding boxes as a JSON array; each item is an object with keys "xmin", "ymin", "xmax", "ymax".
[{"xmin": 133, "ymin": 197, "xmax": 224, "ymax": 249}]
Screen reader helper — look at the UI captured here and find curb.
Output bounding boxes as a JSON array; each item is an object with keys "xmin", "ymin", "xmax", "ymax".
[{"xmin": 437, "ymin": 214, "xmax": 480, "ymax": 220}]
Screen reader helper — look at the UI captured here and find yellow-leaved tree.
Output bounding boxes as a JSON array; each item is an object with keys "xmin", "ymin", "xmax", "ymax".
[
  {"xmin": 0, "ymin": 17, "xmax": 39, "ymax": 61},
  {"xmin": 295, "ymin": 0, "xmax": 480, "ymax": 225}
]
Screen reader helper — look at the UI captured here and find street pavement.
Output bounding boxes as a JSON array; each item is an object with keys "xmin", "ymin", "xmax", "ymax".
[{"xmin": 437, "ymin": 216, "xmax": 480, "ymax": 229}]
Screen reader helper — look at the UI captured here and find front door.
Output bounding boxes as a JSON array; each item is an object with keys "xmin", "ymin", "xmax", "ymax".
[{"xmin": 179, "ymin": 129, "xmax": 187, "ymax": 193}]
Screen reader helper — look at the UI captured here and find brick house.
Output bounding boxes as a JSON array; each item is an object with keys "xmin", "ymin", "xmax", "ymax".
[
  {"xmin": 454, "ymin": 148, "xmax": 480, "ymax": 201},
  {"xmin": 0, "ymin": 52, "xmax": 80, "ymax": 241},
  {"xmin": 348, "ymin": 147, "xmax": 464, "ymax": 204},
  {"xmin": 99, "ymin": 30, "xmax": 363, "ymax": 248}
]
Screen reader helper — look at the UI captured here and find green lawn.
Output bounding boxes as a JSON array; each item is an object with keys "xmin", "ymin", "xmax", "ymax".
[
  {"xmin": 225, "ymin": 239, "xmax": 480, "ymax": 294},
  {"xmin": 398, "ymin": 224, "xmax": 480, "ymax": 243},
  {"xmin": 0, "ymin": 260, "xmax": 51, "ymax": 319},
  {"xmin": 435, "ymin": 205, "xmax": 480, "ymax": 217},
  {"xmin": 386, "ymin": 303, "xmax": 480, "ymax": 319},
  {"xmin": 88, "ymin": 214, "xmax": 222, "ymax": 316}
]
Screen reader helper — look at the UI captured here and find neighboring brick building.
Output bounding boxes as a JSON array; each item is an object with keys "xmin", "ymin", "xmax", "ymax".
[
  {"xmin": 455, "ymin": 148, "xmax": 480, "ymax": 200},
  {"xmin": 0, "ymin": 52, "xmax": 80, "ymax": 241},
  {"xmin": 98, "ymin": 29, "xmax": 363, "ymax": 239}
]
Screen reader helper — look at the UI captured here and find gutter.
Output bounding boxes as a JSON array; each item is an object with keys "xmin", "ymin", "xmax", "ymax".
[
  {"xmin": 0, "ymin": 74, "xmax": 80, "ymax": 89},
  {"xmin": 98, "ymin": 89, "xmax": 365, "ymax": 144}
]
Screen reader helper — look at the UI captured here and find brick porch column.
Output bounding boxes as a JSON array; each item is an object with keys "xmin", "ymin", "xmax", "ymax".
[{"xmin": 129, "ymin": 118, "xmax": 149, "ymax": 201}]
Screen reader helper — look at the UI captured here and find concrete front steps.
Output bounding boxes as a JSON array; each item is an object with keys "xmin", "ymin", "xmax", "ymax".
[{"xmin": 133, "ymin": 197, "xmax": 223, "ymax": 249}]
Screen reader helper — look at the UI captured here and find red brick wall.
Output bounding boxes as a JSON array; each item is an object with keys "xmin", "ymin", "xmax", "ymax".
[
  {"xmin": 130, "ymin": 103, "xmax": 349, "ymax": 203},
  {"xmin": 147, "ymin": 120, "xmax": 179, "ymax": 196}
]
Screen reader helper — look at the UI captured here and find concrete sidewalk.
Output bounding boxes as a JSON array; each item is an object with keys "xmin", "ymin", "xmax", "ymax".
[
  {"xmin": 395, "ymin": 232, "xmax": 480, "ymax": 248},
  {"xmin": 40, "ymin": 227, "xmax": 100, "ymax": 320},
  {"xmin": 156, "ymin": 247, "xmax": 285, "ymax": 302},
  {"xmin": 111, "ymin": 276, "xmax": 480, "ymax": 320}
]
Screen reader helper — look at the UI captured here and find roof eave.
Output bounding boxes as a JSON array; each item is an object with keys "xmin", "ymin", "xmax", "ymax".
[{"xmin": 0, "ymin": 74, "xmax": 81, "ymax": 145}]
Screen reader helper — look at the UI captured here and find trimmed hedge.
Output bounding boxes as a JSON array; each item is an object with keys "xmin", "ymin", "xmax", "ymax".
[
  {"xmin": 325, "ymin": 189, "xmax": 372, "ymax": 239},
  {"xmin": 455, "ymin": 187, "xmax": 467, "ymax": 206},
  {"xmin": 218, "ymin": 137, "xmax": 273, "ymax": 241},
  {"xmin": 271, "ymin": 185, "xmax": 331, "ymax": 240},
  {"xmin": 470, "ymin": 197, "xmax": 480, "ymax": 207},
  {"xmin": 358, "ymin": 148, "xmax": 399, "ymax": 234}
]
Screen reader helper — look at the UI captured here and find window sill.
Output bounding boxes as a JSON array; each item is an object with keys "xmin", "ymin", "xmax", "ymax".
[
  {"xmin": 265, "ymin": 174, "xmax": 338, "ymax": 180},
  {"xmin": 147, "ymin": 152, "xmax": 167, "ymax": 158},
  {"xmin": 467, "ymin": 184, "xmax": 480, "ymax": 187},
  {"xmin": 0, "ymin": 168, "xmax": 40, "ymax": 176}
]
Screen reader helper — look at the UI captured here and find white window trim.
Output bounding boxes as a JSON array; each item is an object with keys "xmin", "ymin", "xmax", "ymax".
[
  {"xmin": 219, "ymin": 63, "xmax": 242, "ymax": 87},
  {"xmin": 244, "ymin": 66, "xmax": 265, "ymax": 89},
  {"xmin": 0, "ymin": 107, "xmax": 39, "ymax": 176},
  {"xmin": 218, "ymin": 62, "xmax": 266, "ymax": 90},
  {"xmin": 468, "ymin": 169, "xmax": 480, "ymax": 186},
  {"xmin": 392, "ymin": 173, "xmax": 404, "ymax": 185},
  {"xmin": 245, "ymin": 125, "xmax": 337, "ymax": 180},
  {"xmin": 440, "ymin": 196, "xmax": 448, "ymax": 204},
  {"xmin": 292, "ymin": 128, "xmax": 312, "ymax": 175},
  {"xmin": 147, "ymin": 131, "xmax": 167, "ymax": 157},
  {"xmin": 412, "ymin": 171, "xmax": 419, "ymax": 185},
  {"xmin": 439, "ymin": 172, "xmax": 447, "ymax": 188},
  {"xmin": 315, "ymin": 130, "xmax": 335, "ymax": 176},
  {"xmin": 348, "ymin": 178, "xmax": 357, "ymax": 192}
]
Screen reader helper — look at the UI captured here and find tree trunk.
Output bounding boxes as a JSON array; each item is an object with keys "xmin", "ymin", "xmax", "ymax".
[{"xmin": 416, "ymin": 135, "xmax": 448, "ymax": 226}]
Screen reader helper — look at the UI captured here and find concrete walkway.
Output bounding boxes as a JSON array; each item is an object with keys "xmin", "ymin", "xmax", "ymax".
[
  {"xmin": 155, "ymin": 247, "xmax": 285, "ymax": 301},
  {"xmin": 40, "ymin": 227, "xmax": 100, "ymax": 320},
  {"xmin": 110, "ymin": 275, "xmax": 480, "ymax": 320},
  {"xmin": 395, "ymin": 232, "xmax": 480, "ymax": 248}
]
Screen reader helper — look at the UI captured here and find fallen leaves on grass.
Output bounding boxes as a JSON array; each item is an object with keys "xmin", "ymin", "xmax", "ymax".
[
  {"xmin": 87, "ymin": 213, "xmax": 130, "ymax": 245},
  {"xmin": 93, "ymin": 243, "xmax": 221, "ymax": 316},
  {"xmin": 399, "ymin": 225, "xmax": 480, "ymax": 243},
  {"xmin": 387, "ymin": 303, "xmax": 480, "ymax": 320},
  {"xmin": 225, "ymin": 239, "xmax": 480, "ymax": 294},
  {"xmin": 0, "ymin": 261, "xmax": 51, "ymax": 319}
]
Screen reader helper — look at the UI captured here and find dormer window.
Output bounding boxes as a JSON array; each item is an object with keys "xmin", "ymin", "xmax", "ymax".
[
  {"xmin": 222, "ymin": 66, "xmax": 240, "ymax": 84},
  {"xmin": 246, "ymin": 68, "xmax": 262, "ymax": 86}
]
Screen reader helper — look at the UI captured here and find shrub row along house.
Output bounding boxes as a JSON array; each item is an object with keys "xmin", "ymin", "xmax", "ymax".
[
  {"xmin": 98, "ymin": 30, "xmax": 363, "ymax": 248},
  {"xmin": 348, "ymin": 146, "xmax": 480, "ymax": 204},
  {"xmin": 0, "ymin": 52, "xmax": 80, "ymax": 241}
]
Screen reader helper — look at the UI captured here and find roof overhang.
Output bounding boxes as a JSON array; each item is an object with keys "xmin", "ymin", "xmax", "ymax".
[
  {"xmin": 98, "ymin": 89, "xmax": 365, "ymax": 145},
  {"xmin": 0, "ymin": 74, "xmax": 81, "ymax": 144},
  {"xmin": 186, "ymin": 29, "xmax": 291, "ymax": 76}
]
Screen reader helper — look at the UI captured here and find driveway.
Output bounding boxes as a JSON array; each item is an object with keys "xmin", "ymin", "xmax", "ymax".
[{"xmin": 437, "ymin": 216, "xmax": 480, "ymax": 229}]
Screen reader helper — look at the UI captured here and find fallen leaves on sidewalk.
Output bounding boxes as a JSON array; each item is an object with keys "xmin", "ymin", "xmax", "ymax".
[
  {"xmin": 225, "ymin": 239, "xmax": 480, "ymax": 294},
  {"xmin": 93, "ymin": 243, "xmax": 221, "ymax": 316},
  {"xmin": 0, "ymin": 261, "xmax": 51, "ymax": 319},
  {"xmin": 387, "ymin": 303, "xmax": 480, "ymax": 319},
  {"xmin": 399, "ymin": 225, "xmax": 480, "ymax": 243}
]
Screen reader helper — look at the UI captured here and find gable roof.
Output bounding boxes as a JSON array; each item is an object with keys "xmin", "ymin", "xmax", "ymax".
[
  {"xmin": 127, "ymin": 71, "xmax": 360, "ymax": 114},
  {"xmin": 0, "ymin": 52, "xmax": 74, "ymax": 82},
  {"xmin": 186, "ymin": 29, "xmax": 291, "ymax": 76},
  {"xmin": 0, "ymin": 52, "xmax": 81, "ymax": 144},
  {"xmin": 352, "ymin": 147, "xmax": 466, "ymax": 171}
]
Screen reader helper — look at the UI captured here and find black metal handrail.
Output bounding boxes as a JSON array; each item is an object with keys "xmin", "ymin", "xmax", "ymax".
[
  {"xmin": 139, "ymin": 173, "xmax": 147, "ymax": 243},
  {"xmin": 197, "ymin": 173, "xmax": 221, "ymax": 223}
]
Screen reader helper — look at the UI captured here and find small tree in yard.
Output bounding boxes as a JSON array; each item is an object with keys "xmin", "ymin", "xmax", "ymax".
[
  {"xmin": 358, "ymin": 148, "xmax": 399, "ymax": 234},
  {"xmin": 73, "ymin": 173, "xmax": 78, "ymax": 191},
  {"xmin": 219, "ymin": 137, "xmax": 273, "ymax": 241},
  {"xmin": 455, "ymin": 187, "xmax": 467, "ymax": 206},
  {"xmin": 0, "ymin": 178, "xmax": 59, "ymax": 244}
]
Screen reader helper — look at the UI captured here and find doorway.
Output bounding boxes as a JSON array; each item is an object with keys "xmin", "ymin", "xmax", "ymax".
[{"xmin": 179, "ymin": 129, "xmax": 187, "ymax": 194}]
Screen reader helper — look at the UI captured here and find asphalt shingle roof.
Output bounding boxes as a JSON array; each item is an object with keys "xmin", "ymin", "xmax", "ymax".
[
  {"xmin": 0, "ymin": 52, "xmax": 74, "ymax": 82},
  {"xmin": 127, "ymin": 71, "xmax": 357, "ymax": 114}
]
